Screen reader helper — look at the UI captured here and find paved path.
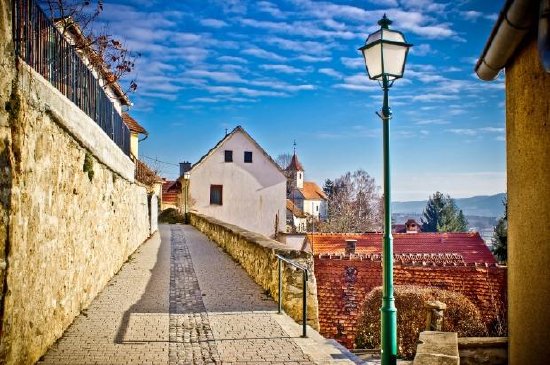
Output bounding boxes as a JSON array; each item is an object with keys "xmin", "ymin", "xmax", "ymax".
[{"xmin": 39, "ymin": 224, "xmax": 365, "ymax": 365}]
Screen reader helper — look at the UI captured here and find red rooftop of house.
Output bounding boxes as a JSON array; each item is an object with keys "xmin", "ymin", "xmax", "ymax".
[{"xmin": 308, "ymin": 232, "xmax": 496, "ymax": 264}]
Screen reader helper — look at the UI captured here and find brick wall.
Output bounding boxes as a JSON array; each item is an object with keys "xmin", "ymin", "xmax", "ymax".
[{"xmin": 314, "ymin": 255, "xmax": 506, "ymax": 348}]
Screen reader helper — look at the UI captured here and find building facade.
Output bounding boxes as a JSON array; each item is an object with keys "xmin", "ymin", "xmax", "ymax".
[{"xmin": 183, "ymin": 126, "xmax": 287, "ymax": 238}]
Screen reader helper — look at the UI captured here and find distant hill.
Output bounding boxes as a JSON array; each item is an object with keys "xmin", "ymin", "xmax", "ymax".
[{"xmin": 392, "ymin": 193, "xmax": 506, "ymax": 218}]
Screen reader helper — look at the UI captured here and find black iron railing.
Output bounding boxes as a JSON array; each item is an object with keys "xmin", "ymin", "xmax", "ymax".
[
  {"xmin": 276, "ymin": 254, "xmax": 309, "ymax": 338},
  {"xmin": 12, "ymin": 0, "xmax": 130, "ymax": 156}
]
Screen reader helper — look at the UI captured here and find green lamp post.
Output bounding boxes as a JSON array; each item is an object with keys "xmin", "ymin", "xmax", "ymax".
[{"xmin": 359, "ymin": 14, "xmax": 412, "ymax": 365}]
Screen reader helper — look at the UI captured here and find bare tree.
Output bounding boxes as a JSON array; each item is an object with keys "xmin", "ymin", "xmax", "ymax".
[
  {"xmin": 275, "ymin": 153, "xmax": 293, "ymax": 170},
  {"xmin": 40, "ymin": 0, "xmax": 138, "ymax": 93},
  {"xmin": 322, "ymin": 169, "xmax": 383, "ymax": 232}
]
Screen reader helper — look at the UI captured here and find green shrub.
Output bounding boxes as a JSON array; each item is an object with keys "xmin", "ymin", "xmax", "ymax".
[
  {"xmin": 158, "ymin": 208, "xmax": 184, "ymax": 224},
  {"xmin": 355, "ymin": 285, "xmax": 487, "ymax": 359}
]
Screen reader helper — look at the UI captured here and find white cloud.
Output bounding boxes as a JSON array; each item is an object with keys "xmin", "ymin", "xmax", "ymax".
[
  {"xmin": 218, "ymin": 56, "xmax": 248, "ymax": 64},
  {"xmin": 257, "ymin": 1, "xmax": 287, "ymax": 18},
  {"xmin": 410, "ymin": 44, "xmax": 433, "ymax": 56},
  {"xmin": 260, "ymin": 64, "xmax": 307, "ymax": 73},
  {"xmin": 184, "ymin": 69, "xmax": 244, "ymax": 83},
  {"xmin": 200, "ymin": 18, "xmax": 229, "ymax": 28},
  {"xmin": 241, "ymin": 47, "xmax": 287, "ymax": 61},
  {"xmin": 319, "ymin": 68, "xmax": 343, "ymax": 78},
  {"xmin": 296, "ymin": 55, "xmax": 331, "ymax": 62},
  {"xmin": 461, "ymin": 10, "xmax": 483, "ymax": 21},
  {"xmin": 341, "ymin": 57, "xmax": 364, "ymax": 69}
]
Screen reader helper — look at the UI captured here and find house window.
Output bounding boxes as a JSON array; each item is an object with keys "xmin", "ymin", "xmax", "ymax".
[
  {"xmin": 244, "ymin": 151, "xmax": 253, "ymax": 163},
  {"xmin": 224, "ymin": 150, "xmax": 233, "ymax": 162},
  {"xmin": 210, "ymin": 185, "xmax": 223, "ymax": 205},
  {"xmin": 316, "ymin": 205, "xmax": 319, "ymax": 212}
]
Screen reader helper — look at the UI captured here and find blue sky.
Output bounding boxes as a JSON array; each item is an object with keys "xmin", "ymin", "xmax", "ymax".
[{"xmin": 98, "ymin": 0, "xmax": 505, "ymax": 201}]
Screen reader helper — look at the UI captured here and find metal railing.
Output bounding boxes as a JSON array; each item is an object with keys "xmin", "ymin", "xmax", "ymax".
[
  {"xmin": 12, "ymin": 0, "xmax": 130, "ymax": 156},
  {"xmin": 276, "ymin": 254, "xmax": 309, "ymax": 338}
]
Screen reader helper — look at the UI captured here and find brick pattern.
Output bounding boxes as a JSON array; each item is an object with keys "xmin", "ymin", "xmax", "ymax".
[
  {"xmin": 169, "ymin": 227, "xmax": 220, "ymax": 364},
  {"xmin": 315, "ymin": 256, "xmax": 506, "ymax": 348},
  {"xmin": 310, "ymin": 232, "xmax": 496, "ymax": 264}
]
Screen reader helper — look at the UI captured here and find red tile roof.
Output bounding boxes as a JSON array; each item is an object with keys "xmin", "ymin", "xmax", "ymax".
[
  {"xmin": 309, "ymin": 232, "xmax": 496, "ymax": 264},
  {"xmin": 300, "ymin": 182, "xmax": 327, "ymax": 200},
  {"xmin": 122, "ymin": 113, "xmax": 147, "ymax": 134},
  {"xmin": 286, "ymin": 153, "xmax": 304, "ymax": 171},
  {"xmin": 287, "ymin": 199, "xmax": 306, "ymax": 218}
]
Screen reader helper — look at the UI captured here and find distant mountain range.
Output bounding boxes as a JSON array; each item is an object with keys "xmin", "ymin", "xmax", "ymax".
[{"xmin": 392, "ymin": 193, "xmax": 506, "ymax": 218}]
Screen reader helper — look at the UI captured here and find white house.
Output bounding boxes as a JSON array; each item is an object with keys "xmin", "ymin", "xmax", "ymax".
[
  {"xmin": 183, "ymin": 126, "xmax": 287, "ymax": 238},
  {"xmin": 286, "ymin": 153, "xmax": 328, "ymax": 223}
]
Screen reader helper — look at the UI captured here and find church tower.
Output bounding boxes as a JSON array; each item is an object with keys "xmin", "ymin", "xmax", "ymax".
[{"xmin": 285, "ymin": 151, "xmax": 304, "ymax": 190}]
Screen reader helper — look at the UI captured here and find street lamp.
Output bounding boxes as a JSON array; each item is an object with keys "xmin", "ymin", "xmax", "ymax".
[
  {"xmin": 183, "ymin": 172, "xmax": 190, "ymax": 223},
  {"xmin": 359, "ymin": 14, "xmax": 411, "ymax": 365}
]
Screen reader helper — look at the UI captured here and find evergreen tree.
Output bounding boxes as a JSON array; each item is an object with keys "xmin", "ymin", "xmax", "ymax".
[
  {"xmin": 421, "ymin": 192, "xmax": 469, "ymax": 232},
  {"xmin": 323, "ymin": 179, "xmax": 334, "ymax": 199},
  {"xmin": 492, "ymin": 198, "xmax": 508, "ymax": 263}
]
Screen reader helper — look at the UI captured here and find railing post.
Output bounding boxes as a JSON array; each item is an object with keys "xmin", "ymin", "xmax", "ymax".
[
  {"xmin": 278, "ymin": 257, "xmax": 282, "ymax": 314},
  {"xmin": 302, "ymin": 269, "xmax": 308, "ymax": 338}
]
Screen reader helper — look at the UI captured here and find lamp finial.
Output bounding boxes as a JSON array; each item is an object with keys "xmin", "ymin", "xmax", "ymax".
[{"xmin": 378, "ymin": 14, "xmax": 392, "ymax": 29}]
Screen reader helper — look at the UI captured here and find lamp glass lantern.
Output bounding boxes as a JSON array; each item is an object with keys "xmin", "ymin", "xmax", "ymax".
[{"xmin": 359, "ymin": 15, "xmax": 412, "ymax": 82}]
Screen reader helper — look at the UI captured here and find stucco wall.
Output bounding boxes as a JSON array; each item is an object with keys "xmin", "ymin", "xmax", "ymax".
[
  {"xmin": 506, "ymin": 36, "xmax": 550, "ymax": 364},
  {"xmin": 189, "ymin": 212, "xmax": 319, "ymax": 330},
  {"xmin": 0, "ymin": 4, "xmax": 152, "ymax": 361},
  {"xmin": 188, "ymin": 131, "xmax": 286, "ymax": 237}
]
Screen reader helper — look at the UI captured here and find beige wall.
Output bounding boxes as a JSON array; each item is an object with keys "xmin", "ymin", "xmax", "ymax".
[
  {"xmin": 0, "ymin": 2, "xmax": 152, "ymax": 362},
  {"xmin": 189, "ymin": 131, "xmax": 287, "ymax": 237},
  {"xmin": 506, "ymin": 36, "xmax": 550, "ymax": 364}
]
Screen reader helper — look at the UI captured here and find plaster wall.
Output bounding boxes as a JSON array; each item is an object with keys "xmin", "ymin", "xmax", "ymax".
[
  {"xmin": 188, "ymin": 131, "xmax": 286, "ymax": 237},
  {"xmin": 505, "ymin": 36, "xmax": 550, "ymax": 364}
]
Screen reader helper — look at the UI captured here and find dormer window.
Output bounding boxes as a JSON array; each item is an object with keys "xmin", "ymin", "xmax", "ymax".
[{"xmin": 244, "ymin": 151, "xmax": 253, "ymax": 163}]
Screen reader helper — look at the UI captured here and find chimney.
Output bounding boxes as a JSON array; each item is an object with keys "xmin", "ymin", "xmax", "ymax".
[
  {"xmin": 179, "ymin": 161, "xmax": 191, "ymax": 177},
  {"xmin": 345, "ymin": 239, "xmax": 357, "ymax": 255}
]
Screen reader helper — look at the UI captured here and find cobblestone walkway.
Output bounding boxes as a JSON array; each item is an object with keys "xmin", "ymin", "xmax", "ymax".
[{"xmin": 39, "ymin": 224, "xmax": 363, "ymax": 365}]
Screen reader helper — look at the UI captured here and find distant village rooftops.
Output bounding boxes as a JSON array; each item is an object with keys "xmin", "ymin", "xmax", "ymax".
[
  {"xmin": 308, "ymin": 231, "xmax": 496, "ymax": 264},
  {"xmin": 301, "ymin": 182, "xmax": 328, "ymax": 200},
  {"xmin": 286, "ymin": 199, "xmax": 306, "ymax": 218}
]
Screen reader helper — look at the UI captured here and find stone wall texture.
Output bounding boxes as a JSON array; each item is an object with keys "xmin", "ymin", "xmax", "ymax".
[
  {"xmin": 0, "ymin": 1, "xmax": 152, "ymax": 363},
  {"xmin": 506, "ymin": 35, "xmax": 550, "ymax": 364},
  {"xmin": 314, "ymin": 255, "xmax": 506, "ymax": 348},
  {"xmin": 189, "ymin": 212, "xmax": 319, "ymax": 330}
]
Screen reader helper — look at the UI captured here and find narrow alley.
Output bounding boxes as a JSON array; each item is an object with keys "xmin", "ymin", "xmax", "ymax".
[{"xmin": 38, "ymin": 225, "xmax": 364, "ymax": 365}]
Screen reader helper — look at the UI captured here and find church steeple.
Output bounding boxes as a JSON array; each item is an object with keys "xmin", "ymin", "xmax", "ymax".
[{"xmin": 285, "ymin": 141, "xmax": 304, "ymax": 189}]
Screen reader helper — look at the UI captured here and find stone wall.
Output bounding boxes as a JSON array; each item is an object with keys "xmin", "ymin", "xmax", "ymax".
[
  {"xmin": 458, "ymin": 337, "xmax": 507, "ymax": 365},
  {"xmin": 189, "ymin": 212, "xmax": 319, "ymax": 330},
  {"xmin": 506, "ymin": 35, "xmax": 550, "ymax": 364},
  {"xmin": 314, "ymin": 255, "xmax": 506, "ymax": 348},
  {"xmin": 0, "ymin": 1, "xmax": 153, "ymax": 362}
]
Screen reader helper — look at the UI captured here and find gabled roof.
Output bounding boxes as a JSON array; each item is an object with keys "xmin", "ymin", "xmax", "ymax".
[
  {"xmin": 299, "ymin": 182, "xmax": 327, "ymax": 201},
  {"xmin": 287, "ymin": 199, "xmax": 306, "ymax": 218},
  {"xmin": 189, "ymin": 125, "xmax": 285, "ymax": 176},
  {"xmin": 286, "ymin": 153, "xmax": 304, "ymax": 171},
  {"xmin": 308, "ymin": 232, "xmax": 496, "ymax": 264},
  {"xmin": 162, "ymin": 180, "xmax": 181, "ymax": 194},
  {"xmin": 122, "ymin": 113, "xmax": 147, "ymax": 135}
]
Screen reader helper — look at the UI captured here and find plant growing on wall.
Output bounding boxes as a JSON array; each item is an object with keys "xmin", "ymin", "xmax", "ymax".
[{"xmin": 83, "ymin": 152, "xmax": 94, "ymax": 181}]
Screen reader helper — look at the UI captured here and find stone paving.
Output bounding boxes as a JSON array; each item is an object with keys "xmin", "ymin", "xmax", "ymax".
[{"xmin": 39, "ymin": 224, "xmax": 365, "ymax": 365}]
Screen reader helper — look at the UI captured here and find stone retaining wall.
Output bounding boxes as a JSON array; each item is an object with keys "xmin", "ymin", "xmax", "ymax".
[
  {"xmin": 0, "ymin": 2, "xmax": 153, "ymax": 362},
  {"xmin": 189, "ymin": 212, "xmax": 319, "ymax": 330}
]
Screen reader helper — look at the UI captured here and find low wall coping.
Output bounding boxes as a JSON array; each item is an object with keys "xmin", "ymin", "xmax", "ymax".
[
  {"xmin": 191, "ymin": 212, "xmax": 305, "ymax": 255},
  {"xmin": 19, "ymin": 62, "xmax": 135, "ymax": 182},
  {"xmin": 458, "ymin": 337, "xmax": 507, "ymax": 349},
  {"xmin": 413, "ymin": 331, "xmax": 459, "ymax": 365}
]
